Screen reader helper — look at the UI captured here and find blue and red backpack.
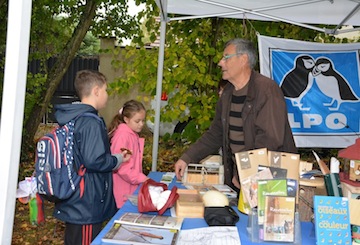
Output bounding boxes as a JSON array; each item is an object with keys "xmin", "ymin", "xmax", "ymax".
[{"xmin": 35, "ymin": 113, "xmax": 100, "ymax": 202}]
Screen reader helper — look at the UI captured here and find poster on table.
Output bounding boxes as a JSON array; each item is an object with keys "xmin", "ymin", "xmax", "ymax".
[{"xmin": 258, "ymin": 35, "xmax": 360, "ymax": 148}]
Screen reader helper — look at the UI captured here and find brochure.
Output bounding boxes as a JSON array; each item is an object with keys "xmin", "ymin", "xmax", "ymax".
[{"xmin": 102, "ymin": 212, "xmax": 184, "ymax": 245}]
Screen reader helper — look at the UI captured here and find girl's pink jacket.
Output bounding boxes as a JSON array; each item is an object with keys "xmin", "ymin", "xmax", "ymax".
[{"xmin": 110, "ymin": 123, "xmax": 147, "ymax": 208}]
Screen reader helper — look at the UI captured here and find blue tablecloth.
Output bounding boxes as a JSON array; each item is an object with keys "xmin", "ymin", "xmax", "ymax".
[{"xmin": 92, "ymin": 172, "xmax": 317, "ymax": 245}]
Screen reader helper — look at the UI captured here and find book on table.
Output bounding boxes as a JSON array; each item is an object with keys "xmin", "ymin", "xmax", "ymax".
[
  {"xmin": 257, "ymin": 178, "xmax": 297, "ymax": 225},
  {"xmin": 263, "ymin": 196, "xmax": 296, "ymax": 242},
  {"xmin": 240, "ymin": 167, "xmax": 273, "ymax": 208},
  {"xmin": 102, "ymin": 212, "xmax": 184, "ymax": 244},
  {"xmin": 313, "ymin": 196, "xmax": 351, "ymax": 245}
]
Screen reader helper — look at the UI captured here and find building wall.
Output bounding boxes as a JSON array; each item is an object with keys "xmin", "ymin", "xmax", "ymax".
[
  {"xmin": 98, "ymin": 38, "xmax": 148, "ymax": 127},
  {"xmin": 31, "ymin": 39, "xmax": 150, "ymax": 126}
]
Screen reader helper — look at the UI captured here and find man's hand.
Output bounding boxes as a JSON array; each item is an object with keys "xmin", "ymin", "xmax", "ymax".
[{"xmin": 174, "ymin": 159, "xmax": 187, "ymax": 181}]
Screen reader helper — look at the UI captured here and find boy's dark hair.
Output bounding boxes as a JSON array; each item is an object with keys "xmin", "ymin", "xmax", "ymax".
[{"xmin": 74, "ymin": 70, "xmax": 107, "ymax": 99}]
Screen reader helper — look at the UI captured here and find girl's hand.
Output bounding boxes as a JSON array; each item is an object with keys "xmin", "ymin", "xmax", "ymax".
[
  {"xmin": 120, "ymin": 148, "xmax": 132, "ymax": 162},
  {"xmin": 120, "ymin": 147, "xmax": 132, "ymax": 155}
]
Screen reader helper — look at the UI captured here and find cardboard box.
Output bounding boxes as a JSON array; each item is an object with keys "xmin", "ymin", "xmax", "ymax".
[
  {"xmin": 349, "ymin": 198, "xmax": 360, "ymax": 226},
  {"xmin": 235, "ymin": 148, "xmax": 268, "ymax": 181},
  {"xmin": 235, "ymin": 148, "xmax": 302, "ymax": 213},
  {"xmin": 268, "ymin": 151, "xmax": 300, "ymax": 203},
  {"xmin": 175, "ymin": 189, "xmax": 204, "ymax": 218},
  {"xmin": 268, "ymin": 151, "xmax": 300, "ymax": 183},
  {"xmin": 349, "ymin": 160, "xmax": 360, "ymax": 182},
  {"xmin": 235, "ymin": 148, "xmax": 268, "ymax": 214},
  {"xmin": 235, "ymin": 149, "xmax": 300, "ymax": 184},
  {"xmin": 299, "ymin": 161, "xmax": 313, "ymax": 176},
  {"xmin": 339, "ymin": 173, "xmax": 360, "ymax": 225},
  {"xmin": 341, "ymin": 181, "xmax": 360, "ymax": 199}
]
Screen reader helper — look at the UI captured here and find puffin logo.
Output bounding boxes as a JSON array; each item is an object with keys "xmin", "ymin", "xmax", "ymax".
[
  {"xmin": 312, "ymin": 57, "xmax": 359, "ymax": 110},
  {"xmin": 280, "ymin": 55, "xmax": 315, "ymax": 111},
  {"xmin": 259, "ymin": 34, "xmax": 360, "ymax": 141},
  {"xmin": 280, "ymin": 55, "xmax": 359, "ymax": 111}
]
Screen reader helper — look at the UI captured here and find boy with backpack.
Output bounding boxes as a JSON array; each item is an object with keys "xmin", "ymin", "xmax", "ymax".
[{"xmin": 51, "ymin": 70, "xmax": 131, "ymax": 245}]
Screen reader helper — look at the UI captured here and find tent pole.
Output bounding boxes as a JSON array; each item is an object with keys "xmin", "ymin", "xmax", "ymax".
[
  {"xmin": 331, "ymin": 2, "xmax": 360, "ymax": 34},
  {"xmin": 151, "ymin": 18, "xmax": 167, "ymax": 172},
  {"xmin": 0, "ymin": 0, "xmax": 32, "ymax": 243}
]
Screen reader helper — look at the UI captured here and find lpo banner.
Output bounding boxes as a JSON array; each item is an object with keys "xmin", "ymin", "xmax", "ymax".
[{"xmin": 258, "ymin": 35, "xmax": 360, "ymax": 148}]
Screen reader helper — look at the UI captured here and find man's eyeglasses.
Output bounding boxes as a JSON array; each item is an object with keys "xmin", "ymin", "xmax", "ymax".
[{"xmin": 221, "ymin": 53, "xmax": 242, "ymax": 61}]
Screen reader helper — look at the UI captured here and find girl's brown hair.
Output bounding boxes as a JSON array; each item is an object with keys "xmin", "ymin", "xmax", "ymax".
[{"xmin": 108, "ymin": 100, "xmax": 146, "ymax": 140}]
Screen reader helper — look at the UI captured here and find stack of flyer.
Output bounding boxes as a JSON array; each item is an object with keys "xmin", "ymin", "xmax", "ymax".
[{"xmin": 102, "ymin": 213, "xmax": 183, "ymax": 244}]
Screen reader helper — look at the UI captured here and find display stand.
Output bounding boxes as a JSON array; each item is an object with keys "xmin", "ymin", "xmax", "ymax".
[{"xmin": 246, "ymin": 208, "xmax": 302, "ymax": 244}]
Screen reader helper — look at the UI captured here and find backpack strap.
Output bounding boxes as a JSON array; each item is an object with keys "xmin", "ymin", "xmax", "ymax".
[{"xmin": 78, "ymin": 165, "xmax": 86, "ymax": 198}]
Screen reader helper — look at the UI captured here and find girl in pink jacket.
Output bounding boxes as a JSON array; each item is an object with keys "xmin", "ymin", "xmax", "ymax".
[{"xmin": 108, "ymin": 100, "xmax": 148, "ymax": 208}]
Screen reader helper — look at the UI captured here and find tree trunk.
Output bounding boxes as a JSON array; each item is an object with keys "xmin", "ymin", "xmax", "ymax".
[
  {"xmin": 22, "ymin": 0, "xmax": 98, "ymax": 157},
  {"xmin": 208, "ymin": 18, "xmax": 223, "ymax": 75}
]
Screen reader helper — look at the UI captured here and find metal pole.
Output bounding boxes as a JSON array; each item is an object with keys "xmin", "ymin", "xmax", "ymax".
[
  {"xmin": 0, "ymin": 0, "xmax": 32, "ymax": 243},
  {"xmin": 151, "ymin": 18, "xmax": 167, "ymax": 171}
]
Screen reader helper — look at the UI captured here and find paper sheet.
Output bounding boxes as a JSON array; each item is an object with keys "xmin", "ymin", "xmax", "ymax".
[{"xmin": 177, "ymin": 226, "xmax": 241, "ymax": 245}]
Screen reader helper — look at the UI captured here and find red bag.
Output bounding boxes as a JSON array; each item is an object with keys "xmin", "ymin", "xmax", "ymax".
[{"xmin": 138, "ymin": 179, "xmax": 179, "ymax": 215}]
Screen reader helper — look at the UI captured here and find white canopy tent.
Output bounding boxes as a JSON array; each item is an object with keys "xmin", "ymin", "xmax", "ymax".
[
  {"xmin": 151, "ymin": 0, "xmax": 360, "ymax": 170},
  {"xmin": 157, "ymin": 0, "xmax": 360, "ymax": 34}
]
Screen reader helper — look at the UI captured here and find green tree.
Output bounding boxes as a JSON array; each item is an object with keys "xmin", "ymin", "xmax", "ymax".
[
  {"xmin": 78, "ymin": 32, "xmax": 100, "ymax": 56},
  {"xmin": 0, "ymin": 0, "xmax": 146, "ymax": 159},
  {"xmin": 109, "ymin": 2, "xmax": 323, "ymax": 143}
]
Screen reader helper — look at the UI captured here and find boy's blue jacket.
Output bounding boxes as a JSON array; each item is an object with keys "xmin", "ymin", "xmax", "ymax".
[{"xmin": 52, "ymin": 103, "xmax": 118, "ymax": 224}]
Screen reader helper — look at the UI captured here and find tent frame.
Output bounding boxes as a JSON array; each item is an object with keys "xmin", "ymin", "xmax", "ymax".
[{"xmin": 151, "ymin": 0, "xmax": 360, "ymax": 171}]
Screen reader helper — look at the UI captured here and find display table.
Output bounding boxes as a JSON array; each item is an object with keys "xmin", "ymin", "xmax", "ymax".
[{"xmin": 91, "ymin": 172, "xmax": 317, "ymax": 245}]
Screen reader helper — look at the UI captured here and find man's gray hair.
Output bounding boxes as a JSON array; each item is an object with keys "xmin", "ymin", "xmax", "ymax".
[{"xmin": 225, "ymin": 38, "xmax": 257, "ymax": 69}]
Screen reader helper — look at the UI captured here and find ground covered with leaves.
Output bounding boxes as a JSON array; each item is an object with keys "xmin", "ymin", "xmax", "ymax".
[
  {"xmin": 12, "ymin": 125, "xmax": 181, "ymax": 244},
  {"xmin": 13, "ymin": 200, "xmax": 65, "ymax": 245}
]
